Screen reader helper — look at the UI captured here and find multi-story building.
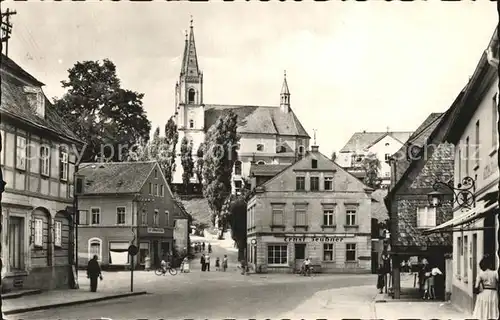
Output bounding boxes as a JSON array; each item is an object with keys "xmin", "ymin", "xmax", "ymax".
[
  {"xmin": 337, "ymin": 131, "xmax": 413, "ymax": 187},
  {"xmin": 172, "ymin": 21, "xmax": 310, "ymax": 192},
  {"xmin": 76, "ymin": 161, "xmax": 182, "ymax": 269},
  {"xmin": 425, "ymin": 28, "xmax": 499, "ymax": 314},
  {"xmin": 0, "ymin": 54, "xmax": 83, "ymax": 290},
  {"xmin": 246, "ymin": 145, "xmax": 373, "ymax": 274}
]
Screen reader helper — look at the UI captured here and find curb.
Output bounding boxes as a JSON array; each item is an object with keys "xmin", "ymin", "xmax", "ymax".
[
  {"xmin": 2, "ymin": 289, "xmax": 42, "ymax": 300},
  {"xmin": 4, "ymin": 291, "xmax": 148, "ymax": 315}
]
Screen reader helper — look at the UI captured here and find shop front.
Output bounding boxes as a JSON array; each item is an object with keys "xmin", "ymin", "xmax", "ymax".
[
  {"xmin": 248, "ymin": 232, "xmax": 372, "ymax": 274},
  {"xmin": 140, "ymin": 226, "xmax": 173, "ymax": 268}
]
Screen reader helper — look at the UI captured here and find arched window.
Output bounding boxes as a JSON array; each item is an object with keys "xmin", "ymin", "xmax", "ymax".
[
  {"xmin": 298, "ymin": 146, "xmax": 305, "ymax": 155},
  {"xmin": 188, "ymin": 89, "xmax": 196, "ymax": 103},
  {"xmin": 257, "ymin": 160, "xmax": 266, "ymax": 165},
  {"xmin": 189, "ymin": 119, "xmax": 194, "ymax": 128},
  {"xmin": 88, "ymin": 238, "xmax": 102, "ymax": 262},
  {"xmin": 234, "ymin": 161, "xmax": 242, "ymax": 175}
]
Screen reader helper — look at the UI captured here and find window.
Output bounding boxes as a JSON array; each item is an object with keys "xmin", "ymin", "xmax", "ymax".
[
  {"xmin": 257, "ymin": 160, "xmax": 265, "ymax": 165},
  {"xmin": 141, "ymin": 210, "xmax": 147, "ymax": 225},
  {"xmin": 116, "ymin": 207, "xmax": 126, "ymax": 225},
  {"xmin": 493, "ymin": 93, "xmax": 498, "ymax": 148},
  {"xmin": 465, "ymin": 137, "xmax": 469, "ymax": 176},
  {"xmin": 416, "ymin": 206, "xmax": 436, "ymax": 228},
  {"xmin": 457, "ymin": 237, "xmax": 462, "ymax": 276},
  {"xmin": 153, "ymin": 210, "xmax": 159, "ymax": 226},
  {"xmin": 272, "ymin": 207, "xmax": 284, "ymax": 226},
  {"xmin": 33, "ymin": 218, "xmax": 43, "ymax": 247},
  {"xmin": 310, "ymin": 177, "xmax": 319, "ymax": 191},
  {"xmin": 323, "ymin": 243, "xmax": 334, "ymax": 261},
  {"xmin": 234, "ymin": 180, "xmax": 242, "ymax": 194},
  {"xmin": 311, "ymin": 159, "xmax": 318, "ymax": 168},
  {"xmin": 458, "ymin": 148, "xmax": 462, "ymax": 182},
  {"xmin": 160, "ymin": 185, "xmax": 164, "ymax": 197},
  {"xmin": 149, "ymin": 183, "xmax": 153, "ymax": 194},
  {"xmin": 295, "ymin": 206, "xmax": 307, "ymax": 226},
  {"xmin": 324, "ymin": 177, "xmax": 333, "ymax": 191},
  {"xmin": 384, "ymin": 153, "xmax": 391, "ymax": 161},
  {"xmin": 346, "ymin": 208, "xmax": 357, "ymax": 226},
  {"xmin": 154, "ymin": 169, "xmax": 158, "ymax": 178},
  {"xmin": 267, "ymin": 245, "xmax": 287, "ymax": 265},
  {"xmin": 475, "ymin": 120, "xmax": 480, "ymax": 167},
  {"xmin": 234, "ymin": 161, "xmax": 242, "ymax": 175},
  {"xmin": 298, "ymin": 146, "xmax": 305, "ymax": 156},
  {"xmin": 189, "ymin": 119, "xmax": 194, "ymax": 128},
  {"xmin": 346, "ymin": 243, "xmax": 356, "ymax": 262},
  {"xmin": 165, "ymin": 210, "xmax": 170, "ymax": 227},
  {"xmin": 153, "ymin": 184, "xmax": 158, "ymax": 196},
  {"xmin": 89, "ymin": 239, "xmax": 101, "ymax": 261},
  {"xmin": 139, "ymin": 242, "xmax": 150, "ymax": 264},
  {"xmin": 78, "ymin": 210, "xmax": 88, "ymax": 225},
  {"xmin": 16, "ymin": 136, "xmax": 26, "ymax": 170},
  {"xmin": 463, "ymin": 236, "xmax": 468, "ymax": 279},
  {"xmin": 60, "ymin": 149, "xmax": 68, "ymax": 181},
  {"xmin": 323, "ymin": 208, "xmax": 335, "ymax": 226},
  {"xmin": 54, "ymin": 221, "xmax": 62, "ymax": 247},
  {"xmin": 296, "ymin": 176, "xmax": 305, "ymax": 191},
  {"xmin": 91, "ymin": 208, "xmax": 101, "ymax": 225},
  {"xmin": 257, "ymin": 144, "xmax": 264, "ymax": 151},
  {"xmin": 188, "ymin": 88, "xmax": 195, "ymax": 103},
  {"xmin": 40, "ymin": 145, "xmax": 50, "ymax": 176}
]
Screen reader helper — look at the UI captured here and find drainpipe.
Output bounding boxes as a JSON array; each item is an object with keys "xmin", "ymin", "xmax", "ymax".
[{"xmin": 0, "ymin": 131, "xmax": 5, "ymax": 316}]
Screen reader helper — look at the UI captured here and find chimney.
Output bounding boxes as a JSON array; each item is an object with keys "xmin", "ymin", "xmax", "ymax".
[{"xmin": 311, "ymin": 145, "xmax": 319, "ymax": 153}]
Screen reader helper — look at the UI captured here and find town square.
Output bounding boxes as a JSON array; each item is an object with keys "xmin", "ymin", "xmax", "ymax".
[{"xmin": 0, "ymin": 1, "xmax": 499, "ymax": 319}]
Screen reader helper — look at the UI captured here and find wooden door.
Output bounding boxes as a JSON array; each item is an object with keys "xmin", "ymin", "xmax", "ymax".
[{"xmin": 294, "ymin": 244, "xmax": 306, "ymax": 271}]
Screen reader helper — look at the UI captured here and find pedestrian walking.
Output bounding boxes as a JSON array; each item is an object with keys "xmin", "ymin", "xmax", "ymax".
[
  {"xmin": 205, "ymin": 253, "xmax": 211, "ymax": 271},
  {"xmin": 473, "ymin": 255, "xmax": 499, "ymax": 320},
  {"xmin": 223, "ymin": 255, "xmax": 228, "ymax": 272},
  {"xmin": 215, "ymin": 257, "xmax": 220, "ymax": 271},
  {"xmin": 208, "ymin": 243, "xmax": 212, "ymax": 253},
  {"xmin": 87, "ymin": 255, "xmax": 103, "ymax": 292},
  {"xmin": 377, "ymin": 264, "xmax": 385, "ymax": 293},
  {"xmin": 200, "ymin": 253, "xmax": 206, "ymax": 271},
  {"xmin": 144, "ymin": 254, "xmax": 151, "ymax": 271},
  {"xmin": 202, "ymin": 242, "xmax": 205, "ymax": 251}
]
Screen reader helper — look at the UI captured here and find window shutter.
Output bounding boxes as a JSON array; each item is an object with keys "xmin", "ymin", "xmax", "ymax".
[
  {"xmin": 427, "ymin": 207, "xmax": 436, "ymax": 227},
  {"xmin": 59, "ymin": 148, "xmax": 64, "ymax": 179}
]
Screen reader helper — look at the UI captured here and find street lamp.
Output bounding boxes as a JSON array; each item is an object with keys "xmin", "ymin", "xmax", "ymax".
[{"xmin": 427, "ymin": 176, "xmax": 476, "ymax": 209}]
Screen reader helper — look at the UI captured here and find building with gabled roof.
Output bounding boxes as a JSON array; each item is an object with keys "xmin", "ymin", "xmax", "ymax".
[
  {"xmin": 337, "ymin": 130, "xmax": 413, "ymax": 188},
  {"xmin": 1, "ymin": 53, "xmax": 83, "ymax": 291},
  {"xmin": 246, "ymin": 145, "xmax": 373, "ymax": 274},
  {"xmin": 172, "ymin": 21, "xmax": 310, "ymax": 193},
  {"xmin": 76, "ymin": 161, "xmax": 183, "ymax": 269}
]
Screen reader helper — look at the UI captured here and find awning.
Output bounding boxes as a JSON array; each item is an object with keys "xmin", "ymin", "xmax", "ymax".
[{"xmin": 423, "ymin": 200, "xmax": 498, "ymax": 234}]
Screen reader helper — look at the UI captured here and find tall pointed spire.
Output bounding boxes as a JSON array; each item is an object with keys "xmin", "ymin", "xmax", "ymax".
[
  {"xmin": 280, "ymin": 70, "xmax": 290, "ymax": 113},
  {"xmin": 181, "ymin": 16, "xmax": 200, "ymax": 77}
]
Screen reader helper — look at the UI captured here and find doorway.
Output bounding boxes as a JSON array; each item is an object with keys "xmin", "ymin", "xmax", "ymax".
[
  {"xmin": 294, "ymin": 243, "xmax": 306, "ymax": 271},
  {"xmin": 472, "ymin": 233, "xmax": 478, "ymax": 307},
  {"xmin": 9, "ymin": 217, "xmax": 24, "ymax": 270}
]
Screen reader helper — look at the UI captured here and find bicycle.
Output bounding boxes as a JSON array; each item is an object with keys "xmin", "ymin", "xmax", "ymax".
[
  {"xmin": 298, "ymin": 265, "xmax": 313, "ymax": 276},
  {"xmin": 154, "ymin": 264, "xmax": 178, "ymax": 276}
]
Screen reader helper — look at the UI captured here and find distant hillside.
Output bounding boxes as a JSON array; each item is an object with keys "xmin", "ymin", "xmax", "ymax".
[{"xmin": 179, "ymin": 195, "xmax": 212, "ymax": 227}]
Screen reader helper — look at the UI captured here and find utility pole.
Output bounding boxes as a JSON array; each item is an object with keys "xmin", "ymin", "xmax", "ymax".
[{"xmin": 1, "ymin": 8, "xmax": 17, "ymax": 57}]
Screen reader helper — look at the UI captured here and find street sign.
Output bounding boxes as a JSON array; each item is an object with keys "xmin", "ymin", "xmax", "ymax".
[{"xmin": 128, "ymin": 245, "xmax": 138, "ymax": 256}]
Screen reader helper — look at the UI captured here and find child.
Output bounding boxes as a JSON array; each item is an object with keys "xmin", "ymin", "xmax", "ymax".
[
  {"xmin": 377, "ymin": 264, "xmax": 385, "ymax": 293},
  {"xmin": 215, "ymin": 257, "xmax": 220, "ymax": 271}
]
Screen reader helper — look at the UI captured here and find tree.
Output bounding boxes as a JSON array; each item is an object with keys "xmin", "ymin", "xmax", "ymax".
[
  {"xmin": 180, "ymin": 137, "xmax": 194, "ymax": 193},
  {"xmin": 195, "ymin": 143, "xmax": 205, "ymax": 185},
  {"xmin": 362, "ymin": 152, "xmax": 381, "ymax": 189},
  {"xmin": 164, "ymin": 117, "xmax": 179, "ymax": 184},
  {"xmin": 53, "ymin": 59, "xmax": 151, "ymax": 162},
  {"xmin": 331, "ymin": 151, "xmax": 337, "ymax": 162},
  {"xmin": 202, "ymin": 111, "xmax": 240, "ymax": 239},
  {"xmin": 223, "ymin": 178, "xmax": 250, "ymax": 261}
]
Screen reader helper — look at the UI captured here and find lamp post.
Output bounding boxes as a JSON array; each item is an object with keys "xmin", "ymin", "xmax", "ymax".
[{"xmin": 427, "ymin": 176, "xmax": 476, "ymax": 209}]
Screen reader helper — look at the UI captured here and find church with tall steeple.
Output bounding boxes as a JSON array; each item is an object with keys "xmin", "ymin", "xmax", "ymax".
[{"xmin": 172, "ymin": 19, "xmax": 310, "ymax": 192}]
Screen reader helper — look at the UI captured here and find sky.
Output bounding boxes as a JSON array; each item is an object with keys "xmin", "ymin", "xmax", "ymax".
[{"xmin": 4, "ymin": 1, "xmax": 497, "ymax": 155}]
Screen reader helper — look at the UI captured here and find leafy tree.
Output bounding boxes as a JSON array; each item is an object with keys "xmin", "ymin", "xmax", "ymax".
[
  {"xmin": 362, "ymin": 152, "xmax": 381, "ymax": 189},
  {"xmin": 53, "ymin": 59, "xmax": 151, "ymax": 162},
  {"xmin": 180, "ymin": 137, "xmax": 194, "ymax": 193},
  {"xmin": 331, "ymin": 151, "xmax": 337, "ymax": 162},
  {"xmin": 164, "ymin": 117, "xmax": 179, "ymax": 184},
  {"xmin": 195, "ymin": 143, "xmax": 205, "ymax": 185},
  {"xmin": 223, "ymin": 178, "xmax": 250, "ymax": 261},
  {"xmin": 202, "ymin": 111, "xmax": 240, "ymax": 239}
]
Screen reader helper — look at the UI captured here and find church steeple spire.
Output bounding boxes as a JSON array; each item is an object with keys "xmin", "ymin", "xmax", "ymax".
[
  {"xmin": 280, "ymin": 70, "xmax": 290, "ymax": 113},
  {"xmin": 181, "ymin": 16, "xmax": 200, "ymax": 77}
]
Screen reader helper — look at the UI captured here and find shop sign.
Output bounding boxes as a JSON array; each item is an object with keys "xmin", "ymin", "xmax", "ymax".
[
  {"xmin": 279, "ymin": 233, "xmax": 355, "ymax": 243},
  {"xmin": 147, "ymin": 227, "xmax": 165, "ymax": 234}
]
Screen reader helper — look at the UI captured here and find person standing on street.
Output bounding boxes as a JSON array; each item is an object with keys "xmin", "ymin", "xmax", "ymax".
[
  {"xmin": 473, "ymin": 255, "xmax": 499, "ymax": 320},
  {"xmin": 215, "ymin": 257, "xmax": 220, "ymax": 271},
  {"xmin": 200, "ymin": 253, "xmax": 206, "ymax": 272},
  {"xmin": 202, "ymin": 242, "xmax": 205, "ymax": 251},
  {"xmin": 208, "ymin": 243, "xmax": 212, "ymax": 253},
  {"xmin": 87, "ymin": 255, "xmax": 102, "ymax": 292},
  {"xmin": 223, "ymin": 255, "xmax": 228, "ymax": 272},
  {"xmin": 205, "ymin": 253, "xmax": 211, "ymax": 271}
]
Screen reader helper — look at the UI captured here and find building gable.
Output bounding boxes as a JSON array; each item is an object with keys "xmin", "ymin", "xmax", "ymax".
[{"xmin": 368, "ymin": 135, "xmax": 404, "ymax": 154}]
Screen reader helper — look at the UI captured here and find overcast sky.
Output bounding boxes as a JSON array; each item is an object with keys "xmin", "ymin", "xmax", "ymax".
[{"xmin": 5, "ymin": 1, "xmax": 497, "ymax": 154}]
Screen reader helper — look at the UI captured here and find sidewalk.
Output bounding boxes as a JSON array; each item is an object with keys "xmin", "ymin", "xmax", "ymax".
[{"xmin": 278, "ymin": 285, "xmax": 468, "ymax": 320}]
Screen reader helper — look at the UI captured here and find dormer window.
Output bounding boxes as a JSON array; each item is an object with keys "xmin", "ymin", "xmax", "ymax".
[
  {"xmin": 257, "ymin": 144, "xmax": 264, "ymax": 152},
  {"xmin": 189, "ymin": 119, "xmax": 194, "ymax": 128},
  {"xmin": 311, "ymin": 159, "xmax": 318, "ymax": 169},
  {"xmin": 188, "ymin": 88, "xmax": 195, "ymax": 103},
  {"xmin": 24, "ymin": 86, "xmax": 45, "ymax": 117}
]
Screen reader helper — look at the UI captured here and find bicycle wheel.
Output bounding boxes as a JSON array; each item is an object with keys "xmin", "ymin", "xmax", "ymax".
[
  {"xmin": 154, "ymin": 268, "xmax": 163, "ymax": 276},
  {"xmin": 169, "ymin": 268, "xmax": 178, "ymax": 275}
]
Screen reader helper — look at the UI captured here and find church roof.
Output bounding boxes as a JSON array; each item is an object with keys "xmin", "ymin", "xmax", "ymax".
[
  {"xmin": 339, "ymin": 131, "xmax": 413, "ymax": 153},
  {"xmin": 181, "ymin": 22, "xmax": 200, "ymax": 77},
  {"xmin": 204, "ymin": 104, "xmax": 310, "ymax": 138},
  {"xmin": 281, "ymin": 72, "xmax": 290, "ymax": 95}
]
